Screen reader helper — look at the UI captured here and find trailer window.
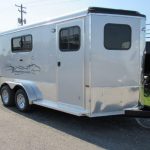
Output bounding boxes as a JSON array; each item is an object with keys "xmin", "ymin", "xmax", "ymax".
[
  {"xmin": 104, "ymin": 24, "xmax": 131, "ymax": 50},
  {"xmin": 12, "ymin": 35, "xmax": 32, "ymax": 52},
  {"xmin": 59, "ymin": 26, "xmax": 80, "ymax": 51}
]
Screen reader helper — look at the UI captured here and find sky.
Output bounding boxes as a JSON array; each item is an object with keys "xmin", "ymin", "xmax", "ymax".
[{"xmin": 0, "ymin": 0, "xmax": 150, "ymax": 32}]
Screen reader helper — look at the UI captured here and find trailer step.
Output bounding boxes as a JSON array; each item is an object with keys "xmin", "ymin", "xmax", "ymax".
[{"xmin": 33, "ymin": 99, "xmax": 89, "ymax": 116}]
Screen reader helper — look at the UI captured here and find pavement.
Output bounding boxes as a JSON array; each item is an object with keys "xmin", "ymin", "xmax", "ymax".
[{"xmin": 0, "ymin": 101, "xmax": 150, "ymax": 150}]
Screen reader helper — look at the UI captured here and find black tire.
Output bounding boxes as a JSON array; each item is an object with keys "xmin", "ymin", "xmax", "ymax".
[
  {"xmin": 136, "ymin": 118, "xmax": 150, "ymax": 129},
  {"xmin": 1, "ymin": 85, "xmax": 14, "ymax": 106},
  {"xmin": 15, "ymin": 89, "xmax": 30, "ymax": 112}
]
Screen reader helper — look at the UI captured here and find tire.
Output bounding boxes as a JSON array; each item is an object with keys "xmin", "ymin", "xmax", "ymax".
[
  {"xmin": 136, "ymin": 118, "xmax": 150, "ymax": 129},
  {"xmin": 15, "ymin": 89, "xmax": 30, "ymax": 112},
  {"xmin": 1, "ymin": 85, "xmax": 14, "ymax": 106}
]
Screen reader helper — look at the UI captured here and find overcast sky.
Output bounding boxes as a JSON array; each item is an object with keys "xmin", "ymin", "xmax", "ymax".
[{"xmin": 0, "ymin": 0, "xmax": 150, "ymax": 32}]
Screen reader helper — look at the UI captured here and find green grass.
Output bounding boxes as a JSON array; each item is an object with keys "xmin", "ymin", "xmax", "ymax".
[{"xmin": 140, "ymin": 87, "xmax": 150, "ymax": 106}]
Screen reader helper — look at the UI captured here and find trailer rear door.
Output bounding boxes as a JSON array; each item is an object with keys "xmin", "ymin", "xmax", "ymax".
[{"xmin": 90, "ymin": 14, "xmax": 142, "ymax": 115}]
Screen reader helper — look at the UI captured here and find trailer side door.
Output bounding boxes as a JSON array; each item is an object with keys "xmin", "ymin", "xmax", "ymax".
[{"xmin": 56, "ymin": 18, "xmax": 85, "ymax": 107}]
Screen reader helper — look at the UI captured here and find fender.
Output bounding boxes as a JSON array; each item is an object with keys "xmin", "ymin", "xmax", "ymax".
[{"xmin": 3, "ymin": 80, "xmax": 43, "ymax": 104}]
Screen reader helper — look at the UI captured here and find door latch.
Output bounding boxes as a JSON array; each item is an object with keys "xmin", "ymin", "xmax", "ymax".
[{"xmin": 57, "ymin": 61, "xmax": 61, "ymax": 67}]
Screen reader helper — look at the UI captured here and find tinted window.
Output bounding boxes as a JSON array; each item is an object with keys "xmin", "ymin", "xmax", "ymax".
[
  {"xmin": 104, "ymin": 24, "xmax": 131, "ymax": 50},
  {"xmin": 146, "ymin": 42, "xmax": 150, "ymax": 53},
  {"xmin": 59, "ymin": 26, "xmax": 80, "ymax": 51},
  {"xmin": 12, "ymin": 35, "xmax": 32, "ymax": 52}
]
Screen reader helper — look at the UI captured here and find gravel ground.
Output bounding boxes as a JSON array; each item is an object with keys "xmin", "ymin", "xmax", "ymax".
[{"xmin": 0, "ymin": 101, "xmax": 150, "ymax": 150}]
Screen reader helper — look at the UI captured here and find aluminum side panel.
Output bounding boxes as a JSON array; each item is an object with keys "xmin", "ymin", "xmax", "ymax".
[
  {"xmin": 91, "ymin": 87, "xmax": 139, "ymax": 114},
  {"xmin": 90, "ymin": 14, "xmax": 142, "ymax": 114}
]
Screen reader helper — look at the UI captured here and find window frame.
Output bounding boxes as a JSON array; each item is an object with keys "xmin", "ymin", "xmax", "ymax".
[
  {"xmin": 11, "ymin": 34, "xmax": 33, "ymax": 53},
  {"xmin": 59, "ymin": 26, "xmax": 81, "ymax": 52},
  {"xmin": 104, "ymin": 23, "xmax": 132, "ymax": 51}
]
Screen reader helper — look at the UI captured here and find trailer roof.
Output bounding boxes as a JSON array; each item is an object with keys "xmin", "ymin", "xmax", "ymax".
[
  {"xmin": 0, "ymin": 7, "xmax": 145, "ymax": 35},
  {"xmin": 88, "ymin": 7, "xmax": 146, "ymax": 18}
]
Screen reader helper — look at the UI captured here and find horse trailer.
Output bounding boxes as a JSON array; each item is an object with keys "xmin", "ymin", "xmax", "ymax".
[{"xmin": 0, "ymin": 7, "xmax": 147, "ymax": 117}]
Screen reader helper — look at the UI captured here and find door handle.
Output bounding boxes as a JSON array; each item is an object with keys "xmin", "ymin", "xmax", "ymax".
[
  {"xmin": 19, "ymin": 59, "xmax": 23, "ymax": 62},
  {"xmin": 57, "ymin": 61, "xmax": 61, "ymax": 67}
]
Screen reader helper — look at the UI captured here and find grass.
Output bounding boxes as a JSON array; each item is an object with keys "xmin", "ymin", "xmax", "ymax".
[{"xmin": 140, "ymin": 87, "xmax": 150, "ymax": 106}]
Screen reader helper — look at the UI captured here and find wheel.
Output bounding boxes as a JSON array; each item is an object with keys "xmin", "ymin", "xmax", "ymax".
[
  {"xmin": 136, "ymin": 118, "xmax": 150, "ymax": 129},
  {"xmin": 15, "ymin": 89, "xmax": 30, "ymax": 112},
  {"xmin": 1, "ymin": 85, "xmax": 14, "ymax": 106}
]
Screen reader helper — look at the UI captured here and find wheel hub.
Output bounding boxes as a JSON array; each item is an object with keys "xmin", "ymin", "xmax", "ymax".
[
  {"xmin": 2, "ymin": 89, "xmax": 9, "ymax": 104},
  {"xmin": 17, "ymin": 94, "xmax": 25, "ymax": 109}
]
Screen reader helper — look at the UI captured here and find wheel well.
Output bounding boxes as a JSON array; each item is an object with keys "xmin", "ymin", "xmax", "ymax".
[
  {"xmin": 0, "ymin": 83, "xmax": 10, "ymax": 95},
  {"xmin": 1, "ymin": 83, "xmax": 37, "ymax": 104},
  {"xmin": 1, "ymin": 83, "xmax": 10, "ymax": 89},
  {"xmin": 13, "ymin": 85, "xmax": 24, "ymax": 94},
  {"xmin": 0, "ymin": 84, "xmax": 24, "ymax": 95}
]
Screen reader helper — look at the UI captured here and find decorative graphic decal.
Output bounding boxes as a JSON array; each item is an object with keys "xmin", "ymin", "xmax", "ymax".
[{"xmin": 6, "ymin": 64, "xmax": 41, "ymax": 75}]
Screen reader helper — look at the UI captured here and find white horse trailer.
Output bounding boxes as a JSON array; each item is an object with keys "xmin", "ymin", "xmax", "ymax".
[{"xmin": 0, "ymin": 7, "xmax": 146, "ymax": 117}]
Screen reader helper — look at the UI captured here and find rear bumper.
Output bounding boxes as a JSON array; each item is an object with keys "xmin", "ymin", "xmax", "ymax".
[{"xmin": 125, "ymin": 107, "xmax": 150, "ymax": 118}]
